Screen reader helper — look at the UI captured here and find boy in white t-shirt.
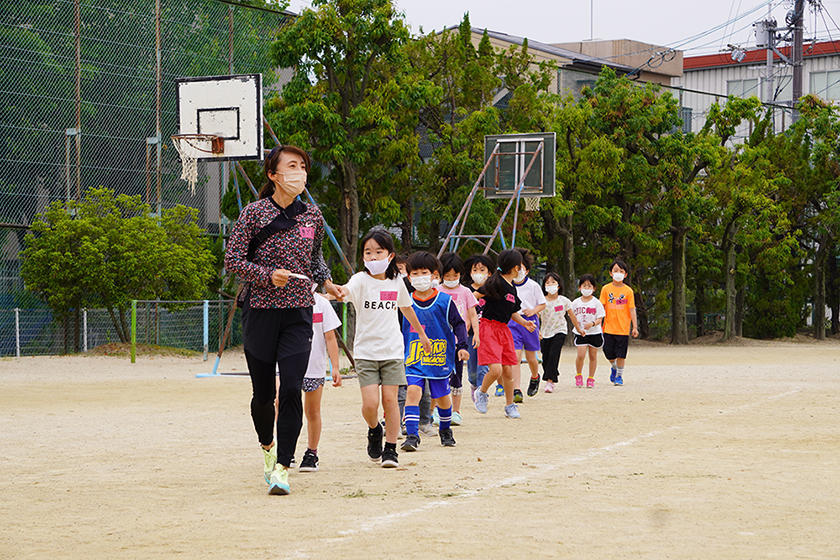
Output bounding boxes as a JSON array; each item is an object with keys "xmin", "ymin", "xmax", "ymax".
[
  {"xmin": 298, "ymin": 289, "xmax": 343, "ymax": 472},
  {"xmin": 570, "ymin": 274, "xmax": 606, "ymax": 389}
]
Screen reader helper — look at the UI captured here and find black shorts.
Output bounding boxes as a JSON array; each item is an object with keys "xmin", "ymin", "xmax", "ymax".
[
  {"xmin": 603, "ymin": 333, "xmax": 629, "ymax": 360},
  {"xmin": 574, "ymin": 333, "xmax": 604, "ymax": 348}
]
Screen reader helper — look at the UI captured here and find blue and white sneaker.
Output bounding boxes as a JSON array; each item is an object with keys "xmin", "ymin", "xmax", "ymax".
[
  {"xmin": 614, "ymin": 375, "xmax": 623, "ymax": 386},
  {"xmin": 494, "ymin": 384, "xmax": 505, "ymax": 397},
  {"xmin": 610, "ymin": 367, "xmax": 617, "ymax": 384},
  {"xmin": 474, "ymin": 390, "xmax": 489, "ymax": 414},
  {"xmin": 504, "ymin": 403, "xmax": 521, "ymax": 419},
  {"xmin": 451, "ymin": 411, "xmax": 462, "ymax": 426}
]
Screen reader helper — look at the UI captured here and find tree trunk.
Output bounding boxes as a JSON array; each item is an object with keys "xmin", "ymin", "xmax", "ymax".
[
  {"xmin": 722, "ymin": 235, "xmax": 738, "ymax": 341},
  {"xmin": 120, "ymin": 308, "xmax": 130, "ymax": 345},
  {"xmin": 670, "ymin": 228, "xmax": 688, "ymax": 344},
  {"xmin": 695, "ymin": 283, "xmax": 706, "ymax": 338},
  {"xmin": 337, "ymin": 159, "xmax": 360, "ymax": 271},
  {"xmin": 561, "ymin": 215, "xmax": 575, "ymax": 300},
  {"xmin": 108, "ymin": 307, "xmax": 126, "ymax": 343},
  {"xmin": 400, "ymin": 196, "xmax": 413, "ymax": 252},
  {"xmin": 735, "ymin": 286, "xmax": 745, "ymax": 337},
  {"xmin": 828, "ymin": 241, "xmax": 839, "ymax": 335},
  {"xmin": 74, "ymin": 307, "xmax": 81, "ymax": 353},
  {"xmin": 814, "ymin": 238, "xmax": 827, "ymax": 340}
]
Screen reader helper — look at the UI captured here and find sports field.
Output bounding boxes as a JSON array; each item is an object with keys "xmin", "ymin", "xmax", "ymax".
[{"xmin": 2, "ymin": 340, "xmax": 839, "ymax": 559}]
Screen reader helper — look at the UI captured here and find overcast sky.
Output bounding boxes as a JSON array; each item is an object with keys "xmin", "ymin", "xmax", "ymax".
[{"xmin": 286, "ymin": 0, "xmax": 840, "ymax": 56}]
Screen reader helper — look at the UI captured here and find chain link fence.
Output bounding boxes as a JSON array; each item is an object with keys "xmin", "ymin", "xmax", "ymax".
[
  {"xmin": 0, "ymin": 0, "xmax": 294, "ymax": 298},
  {"xmin": 0, "ymin": 299, "xmax": 244, "ymax": 357}
]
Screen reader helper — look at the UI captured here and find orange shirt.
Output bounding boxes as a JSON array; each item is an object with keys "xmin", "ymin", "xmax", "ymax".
[{"xmin": 599, "ymin": 283, "xmax": 635, "ymax": 335}]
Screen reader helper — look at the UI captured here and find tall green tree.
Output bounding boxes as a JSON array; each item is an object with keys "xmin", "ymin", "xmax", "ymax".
[{"xmin": 20, "ymin": 188, "xmax": 215, "ymax": 349}]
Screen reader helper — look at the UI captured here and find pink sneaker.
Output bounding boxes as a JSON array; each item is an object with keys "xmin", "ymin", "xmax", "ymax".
[
  {"xmin": 545, "ymin": 381, "xmax": 555, "ymax": 393},
  {"xmin": 586, "ymin": 377, "xmax": 595, "ymax": 388},
  {"xmin": 575, "ymin": 374, "xmax": 583, "ymax": 388}
]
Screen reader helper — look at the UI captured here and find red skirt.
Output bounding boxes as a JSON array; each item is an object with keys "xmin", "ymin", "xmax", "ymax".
[{"xmin": 477, "ymin": 318, "xmax": 518, "ymax": 366}]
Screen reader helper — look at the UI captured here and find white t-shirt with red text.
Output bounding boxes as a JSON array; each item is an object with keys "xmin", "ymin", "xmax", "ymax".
[
  {"xmin": 540, "ymin": 295, "xmax": 573, "ymax": 338},
  {"xmin": 570, "ymin": 296, "xmax": 606, "ymax": 336}
]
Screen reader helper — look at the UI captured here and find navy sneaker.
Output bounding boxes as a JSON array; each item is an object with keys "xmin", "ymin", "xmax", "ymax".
[
  {"xmin": 614, "ymin": 375, "xmax": 623, "ymax": 386},
  {"xmin": 610, "ymin": 367, "xmax": 617, "ymax": 384},
  {"xmin": 494, "ymin": 384, "xmax": 505, "ymax": 397}
]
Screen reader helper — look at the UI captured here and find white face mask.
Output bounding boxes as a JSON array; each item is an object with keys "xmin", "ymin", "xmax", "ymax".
[
  {"xmin": 545, "ymin": 284, "xmax": 558, "ymax": 295},
  {"xmin": 399, "ymin": 272, "xmax": 407, "ymax": 279},
  {"xmin": 612, "ymin": 272, "xmax": 626, "ymax": 283},
  {"xmin": 275, "ymin": 169, "xmax": 307, "ymax": 197},
  {"xmin": 411, "ymin": 275, "xmax": 432, "ymax": 292},
  {"xmin": 580, "ymin": 288, "xmax": 594, "ymax": 297},
  {"xmin": 431, "ymin": 278, "xmax": 440, "ymax": 288},
  {"xmin": 364, "ymin": 258, "xmax": 391, "ymax": 276},
  {"xmin": 471, "ymin": 272, "xmax": 487, "ymax": 285},
  {"xmin": 443, "ymin": 279, "xmax": 460, "ymax": 289},
  {"xmin": 515, "ymin": 269, "xmax": 527, "ymax": 283}
]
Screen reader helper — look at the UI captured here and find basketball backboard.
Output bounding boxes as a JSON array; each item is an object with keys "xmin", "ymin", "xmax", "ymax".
[
  {"xmin": 175, "ymin": 74, "xmax": 263, "ymax": 161},
  {"xmin": 483, "ymin": 132, "xmax": 555, "ymax": 199}
]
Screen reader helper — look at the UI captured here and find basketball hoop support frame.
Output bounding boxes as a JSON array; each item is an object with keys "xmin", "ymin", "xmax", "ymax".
[{"xmin": 437, "ymin": 139, "xmax": 545, "ymax": 258}]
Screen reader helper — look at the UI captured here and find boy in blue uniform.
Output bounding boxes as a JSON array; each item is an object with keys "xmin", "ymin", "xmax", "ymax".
[{"xmin": 401, "ymin": 251, "xmax": 470, "ymax": 450}]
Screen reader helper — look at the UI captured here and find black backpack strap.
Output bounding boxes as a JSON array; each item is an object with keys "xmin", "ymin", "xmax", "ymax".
[{"xmin": 246, "ymin": 213, "xmax": 297, "ymax": 261}]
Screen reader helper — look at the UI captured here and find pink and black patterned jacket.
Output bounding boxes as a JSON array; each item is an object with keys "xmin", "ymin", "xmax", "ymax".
[{"xmin": 224, "ymin": 197, "xmax": 331, "ymax": 309}]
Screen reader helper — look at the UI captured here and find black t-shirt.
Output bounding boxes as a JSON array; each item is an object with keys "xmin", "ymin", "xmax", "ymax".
[{"xmin": 478, "ymin": 281, "xmax": 521, "ymax": 323}]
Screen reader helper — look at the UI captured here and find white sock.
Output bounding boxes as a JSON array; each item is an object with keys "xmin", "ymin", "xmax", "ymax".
[{"xmin": 616, "ymin": 367, "xmax": 625, "ymax": 377}]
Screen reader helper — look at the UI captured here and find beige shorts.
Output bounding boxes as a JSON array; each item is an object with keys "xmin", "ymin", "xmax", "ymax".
[{"xmin": 355, "ymin": 359, "xmax": 406, "ymax": 387}]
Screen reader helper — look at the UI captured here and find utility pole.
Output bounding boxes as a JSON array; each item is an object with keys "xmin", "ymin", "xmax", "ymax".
[{"xmin": 791, "ymin": 0, "xmax": 805, "ymax": 121}]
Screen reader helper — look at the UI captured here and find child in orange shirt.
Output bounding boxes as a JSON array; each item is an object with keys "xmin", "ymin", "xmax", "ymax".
[{"xmin": 599, "ymin": 259, "xmax": 639, "ymax": 386}]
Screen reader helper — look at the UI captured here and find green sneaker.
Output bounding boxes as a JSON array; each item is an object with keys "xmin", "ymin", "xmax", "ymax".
[
  {"xmin": 268, "ymin": 465, "xmax": 290, "ymax": 495},
  {"xmin": 262, "ymin": 444, "xmax": 277, "ymax": 485}
]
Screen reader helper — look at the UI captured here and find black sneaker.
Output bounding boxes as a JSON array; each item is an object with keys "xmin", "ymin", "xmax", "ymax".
[
  {"xmin": 299, "ymin": 449, "xmax": 319, "ymax": 472},
  {"xmin": 439, "ymin": 428, "xmax": 456, "ymax": 447},
  {"xmin": 381, "ymin": 446, "xmax": 399, "ymax": 468},
  {"xmin": 367, "ymin": 424, "xmax": 383, "ymax": 462},
  {"xmin": 527, "ymin": 377, "xmax": 540, "ymax": 397},
  {"xmin": 513, "ymin": 389, "xmax": 524, "ymax": 403},
  {"xmin": 400, "ymin": 434, "xmax": 420, "ymax": 452}
]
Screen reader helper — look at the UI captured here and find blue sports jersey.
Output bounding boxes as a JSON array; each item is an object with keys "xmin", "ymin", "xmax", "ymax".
[{"xmin": 402, "ymin": 291, "xmax": 457, "ymax": 380}]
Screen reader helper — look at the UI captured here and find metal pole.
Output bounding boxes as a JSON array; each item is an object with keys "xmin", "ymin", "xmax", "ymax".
[
  {"xmin": 74, "ymin": 0, "xmax": 81, "ymax": 200},
  {"xmin": 155, "ymin": 0, "xmax": 162, "ymax": 215},
  {"xmin": 483, "ymin": 142, "xmax": 543, "ymax": 255},
  {"xmin": 438, "ymin": 145, "xmax": 500, "ymax": 258},
  {"xmin": 130, "ymin": 300, "xmax": 137, "ymax": 363},
  {"xmin": 202, "ymin": 300, "xmax": 209, "ymax": 361},
  {"xmin": 82, "ymin": 308, "xmax": 87, "ymax": 352},
  {"xmin": 65, "ymin": 131, "xmax": 71, "ymax": 202},
  {"xmin": 590, "ymin": 0, "xmax": 594, "ymax": 41},
  {"xmin": 791, "ymin": 0, "xmax": 804, "ymax": 122},
  {"xmin": 14, "ymin": 308, "xmax": 20, "ymax": 358}
]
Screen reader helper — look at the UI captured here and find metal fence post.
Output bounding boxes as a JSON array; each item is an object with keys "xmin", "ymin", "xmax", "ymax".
[
  {"xmin": 82, "ymin": 308, "xmax": 88, "ymax": 352},
  {"xmin": 202, "ymin": 299, "xmax": 209, "ymax": 361},
  {"xmin": 131, "ymin": 300, "xmax": 137, "ymax": 363},
  {"xmin": 14, "ymin": 308, "xmax": 20, "ymax": 357}
]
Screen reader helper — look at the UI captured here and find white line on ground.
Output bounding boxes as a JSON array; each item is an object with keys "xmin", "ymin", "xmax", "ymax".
[{"xmin": 289, "ymin": 388, "xmax": 801, "ymax": 558}]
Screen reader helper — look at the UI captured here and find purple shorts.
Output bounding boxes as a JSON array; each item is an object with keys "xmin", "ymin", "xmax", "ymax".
[{"xmin": 508, "ymin": 317, "xmax": 540, "ymax": 352}]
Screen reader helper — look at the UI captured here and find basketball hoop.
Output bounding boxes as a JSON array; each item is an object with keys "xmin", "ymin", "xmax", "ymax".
[
  {"xmin": 524, "ymin": 196, "xmax": 540, "ymax": 212},
  {"xmin": 171, "ymin": 134, "xmax": 224, "ymax": 194}
]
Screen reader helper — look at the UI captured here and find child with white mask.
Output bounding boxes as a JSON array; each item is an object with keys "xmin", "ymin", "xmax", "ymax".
[{"xmin": 570, "ymin": 274, "xmax": 606, "ymax": 388}]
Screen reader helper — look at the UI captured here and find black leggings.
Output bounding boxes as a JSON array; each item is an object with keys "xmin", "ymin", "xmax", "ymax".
[
  {"xmin": 540, "ymin": 332, "xmax": 566, "ymax": 382},
  {"xmin": 246, "ymin": 349, "xmax": 309, "ymax": 467}
]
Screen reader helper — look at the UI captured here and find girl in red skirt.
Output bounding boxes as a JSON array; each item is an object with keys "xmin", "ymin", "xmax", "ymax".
[{"xmin": 472, "ymin": 249, "xmax": 536, "ymax": 419}]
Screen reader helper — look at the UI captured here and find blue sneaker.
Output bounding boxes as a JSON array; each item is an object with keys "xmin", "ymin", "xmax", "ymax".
[
  {"xmin": 610, "ymin": 367, "xmax": 617, "ymax": 384},
  {"xmin": 614, "ymin": 375, "xmax": 623, "ymax": 386},
  {"xmin": 494, "ymin": 384, "xmax": 505, "ymax": 397},
  {"xmin": 474, "ymin": 390, "xmax": 489, "ymax": 414}
]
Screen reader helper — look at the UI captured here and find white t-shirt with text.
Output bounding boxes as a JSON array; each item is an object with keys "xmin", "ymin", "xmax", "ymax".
[
  {"xmin": 570, "ymin": 296, "xmax": 606, "ymax": 336},
  {"xmin": 305, "ymin": 293, "xmax": 342, "ymax": 379},
  {"xmin": 345, "ymin": 272, "xmax": 412, "ymax": 361}
]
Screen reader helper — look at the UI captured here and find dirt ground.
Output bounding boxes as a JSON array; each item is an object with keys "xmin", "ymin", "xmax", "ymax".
[{"xmin": 2, "ymin": 340, "xmax": 839, "ymax": 559}]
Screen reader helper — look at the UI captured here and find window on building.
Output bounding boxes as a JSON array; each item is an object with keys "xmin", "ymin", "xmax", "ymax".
[
  {"xmin": 726, "ymin": 78, "xmax": 759, "ymax": 98},
  {"xmin": 809, "ymin": 70, "xmax": 840, "ymax": 100}
]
